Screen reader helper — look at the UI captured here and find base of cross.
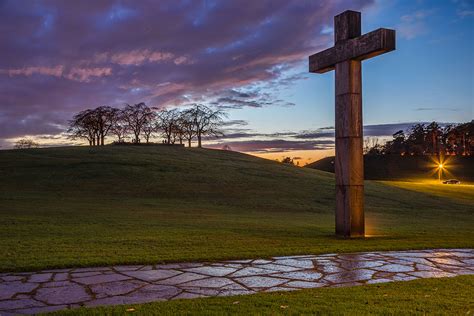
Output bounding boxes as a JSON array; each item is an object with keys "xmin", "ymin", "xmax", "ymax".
[{"xmin": 336, "ymin": 185, "xmax": 364, "ymax": 238}]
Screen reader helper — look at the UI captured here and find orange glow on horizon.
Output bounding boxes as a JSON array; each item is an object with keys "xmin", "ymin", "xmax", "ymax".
[{"xmin": 248, "ymin": 149, "xmax": 335, "ymax": 166}]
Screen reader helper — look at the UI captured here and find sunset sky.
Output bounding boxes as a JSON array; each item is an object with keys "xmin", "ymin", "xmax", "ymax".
[{"xmin": 0, "ymin": 0, "xmax": 472, "ymax": 163}]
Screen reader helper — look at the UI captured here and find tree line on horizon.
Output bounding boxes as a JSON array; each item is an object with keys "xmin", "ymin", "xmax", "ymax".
[
  {"xmin": 365, "ymin": 121, "xmax": 474, "ymax": 156},
  {"xmin": 67, "ymin": 103, "xmax": 226, "ymax": 148}
]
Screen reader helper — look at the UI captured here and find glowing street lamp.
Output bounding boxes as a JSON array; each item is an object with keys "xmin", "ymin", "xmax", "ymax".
[{"xmin": 438, "ymin": 163, "xmax": 444, "ymax": 181}]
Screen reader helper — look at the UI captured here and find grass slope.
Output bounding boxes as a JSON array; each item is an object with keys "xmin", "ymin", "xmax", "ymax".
[
  {"xmin": 0, "ymin": 146, "xmax": 473, "ymax": 272},
  {"xmin": 306, "ymin": 155, "xmax": 474, "ymax": 182},
  {"xmin": 52, "ymin": 276, "xmax": 474, "ymax": 315}
]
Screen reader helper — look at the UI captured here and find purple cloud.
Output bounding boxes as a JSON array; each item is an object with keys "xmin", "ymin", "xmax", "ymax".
[{"xmin": 0, "ymin": 0, "xmax": 374, "ymax": 140}]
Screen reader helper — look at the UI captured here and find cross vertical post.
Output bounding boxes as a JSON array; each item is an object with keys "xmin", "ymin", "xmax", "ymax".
[
  {"xmin": 334, "ymin": 11, "xmax": 364, "ymax": 237},
  {"xmin": 309, "ymin": 10, "xmax": 395, "ymax": 237}
]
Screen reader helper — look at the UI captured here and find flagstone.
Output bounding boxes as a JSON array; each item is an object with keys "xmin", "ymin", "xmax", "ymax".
[
  {"xmin": 183, "ymin": 288, "xmax": 220, "ymax": 296},
  {"xmin": 338, "ymin": 260, "xmax": 386, "ymax": 269},
  {"xmin": 408, "ymin": 271, "xmax": 457, "ymax": 278},
  {"xmin": 374, "ymin": 264, "xmax": 415, "ymax": 273},
  {"xmin": 229, "ymin": 267, "xmax": 280, "ymax": 277},
  {"xmin": 14, "ymin": 305, "xmax": 68, "ymax": 315},
  {"xmin": 113, "ymin": 265, "xmax": 144, "ymax": 272},
  {"xmin": 255, "ymin": 263, "xmax": 302, "ymax": 272},
  {"xmin": 156, "ymin": 263, "xmax": 203, "ymax": 269},
  {"xmin": 273, "ymin": 270, "xmax": 323, "ymax": 281},
  {"xmin": 183, "ymin": 266, "xmax": 237, "ymax": 277},
  {"xmin": 324, "ymin": 269, "xmax": 376, "ymax": 283},
  {"xmin": 252, "ymin": 259, "xmax": 272, "ymax": 264},
  {"xmin": 225, "ymin": 259, "xmax": 252, "ymax": 264},
  {"xmin": 53, "ymin": 273, "xmax": 69, "ymax": 281},
  {"xmin": 428, "ymin": 257, "xmax": 465, "ymax": 266},
  {"xmin": 71, "ymin": 271, "xmax": 102, "ymax": 278},
  {"xmin": 74, "ymin": 273, "xmax": 131, "ymax": 285},
  {"xmin": 180, "ymin": 277, "xmax": 235, "ymax": 288},
  {"xmin": 285, "ymin": 280, "xmax": 326, "ymax": 288},
  {"xmin": 35, "ymin": 284, "xmax": 90, "ymax": 305},
  {"xmin": 90, "ymin": 279, "xmax": 147, "ymax": 298},
  {"xmin": 461, "ymin": 259, "xmax": 474, "ymax": 265},
  {"xmin": 124, "ymin": 284, "xmax": 180, "ymax": 301},
  {"xmin": 0, "ymin": 298, "xmax": 45, "ymax": 310},
  {"xmin": 0, "ymin": 248, "xmax": 471, "ymax": 315},
  {"xmin": 0, "ymin": 282, "xmax": 38, "ymax": 300},
  {"xmin": 121, "ymin": 269, "xmax": 181, "ymax": 282},
  {"xmin": 28, "ymin": 273, "xmax": 52, "ymax": 283},
  {"xmin": 235, "ymin": 276, "xmax": 287, "ymax": 288},
  {"xmin": 43, "ymin": 280, "xmax": 75, "ymax": 288},
  {"xmin": 1, "ymin": 276, "xmax": 25, "ymax": 282},
  {"xmin": 156, "ymin": 272, "xmax": 209, "ymax": 285},
  {"xmin": 72, "ymin": 267, "xmax": 111, "ymax": 273},
  {"xmin": 273, "ymin": 259, "xmax": 315, "ymax": 269}
]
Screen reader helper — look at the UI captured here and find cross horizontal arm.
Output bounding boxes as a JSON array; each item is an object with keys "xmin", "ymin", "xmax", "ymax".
[{"xmin": 309, "ymin": 28, "xmax": 395, "ymax": 73}]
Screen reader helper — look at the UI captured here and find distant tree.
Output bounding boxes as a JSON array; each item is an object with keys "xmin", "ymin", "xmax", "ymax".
[
  {"xmin": 14, "ymin": 139, "xmax": 39, "ymax": 149},
  {"xmin": 180, "ymin": 109, "xmax": 197, "ymax": 147},
  {"xmin": 123, "ymin": 103, "xmax": 154, "ymax": 143},
  {"xmin": 364, "ymin": 137, "xmax": 384, "ymax": 155},
  {"xmin": 455, "ymin": 121, "xmax": 474, "ymax": 155},
  {"xmin": 67, "ymin": 109, "xmax": 99, "ymax": 146},
  {"xmin": 94, "ymin": 106, "xmax": 120, "ymax": 146},
  {"xmin": 281, "ymin": 157, "xmax": 294, "ymax": 165},
  {"xmin": 222, "ymin": 144, "xmax": 232, "ymax": 151},
  {"xmin": 425, "ymin": 122, "xmax": 442, "ymax": 155},
  {"xmin": 110, "ymin": 110, "xmax": 129, "ymax": 143},
  {"xmin": 156, "ymin": 109, "xmax": 181, "ymax": 144},
  {"xmin": 406, "ymin": 123, "xmax": 426, "ymax": 155},
  {"xmin": 358, "ymin": 121, "xmax": 473, "ymax": 157},
  {"xmin": 141, "ymin": 111, "xmax": 158, "ymax": 143},
  {"xmin": 382, "ymin": 131, "xmax": 406, "ymax": 155},
  {"xmin": 187, "ymin": 104, "xmax": 225, "ymax": 148}
]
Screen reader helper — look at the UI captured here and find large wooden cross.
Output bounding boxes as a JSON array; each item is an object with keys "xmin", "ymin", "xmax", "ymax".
[{"xmin": 309, "ymin": 10, "xmax": 395, "ymax": 237}]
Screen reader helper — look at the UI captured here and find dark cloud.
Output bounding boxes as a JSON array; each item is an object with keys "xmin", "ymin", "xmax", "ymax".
[
  {"xmin": 208, "ymin": 122, "xmax": 438, "ymax": 153},
  {"xmin": 220, "ymin": 119, "xmax": 249, "ymax": 127},
  {"xmin": 207, "ymin": 139, "xmax": 334, "ymax": 153},
  {"xmin": 363, "ymin": 122, "xmax": 425, "ymax": 136},
  {"xmin": 414, "ymin": 107, "xmax": 460, "ymax": 112},
  {"xmin": 0, "ymin": 0, "xmax": 374, "ymax": 139}
]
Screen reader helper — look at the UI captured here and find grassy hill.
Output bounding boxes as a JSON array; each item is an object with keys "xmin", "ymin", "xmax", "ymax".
[
  {"xmin": 306, "ymin": 155, "xmax": 474, "ymax": 182},
  {"xmin": 0, "ymin": 146, "xmax": 473, "ymax": 272}
]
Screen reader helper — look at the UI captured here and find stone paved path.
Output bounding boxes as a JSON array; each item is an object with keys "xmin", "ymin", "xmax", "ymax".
[{"xmin": 0, "ymin": 249, "xmax": 473, "ymax": 315}]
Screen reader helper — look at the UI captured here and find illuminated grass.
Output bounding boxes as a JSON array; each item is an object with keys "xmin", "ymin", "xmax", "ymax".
[{"xmin": 0, "ymin": 146, "xmax": 473, "ymax": 272}]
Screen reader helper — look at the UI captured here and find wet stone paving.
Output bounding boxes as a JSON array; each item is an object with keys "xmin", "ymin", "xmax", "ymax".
[{"xmin": 0, "ymin": 249, "xmax": 473, "ymax": 315}]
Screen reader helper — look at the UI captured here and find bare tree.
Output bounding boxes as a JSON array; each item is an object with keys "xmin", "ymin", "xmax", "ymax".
[
  {"xmin": 187, "ymin": 104, "xmax": 225, "ymax": 148},
  {"xmin": 14, "ymin": 139, "xmax": 40, "ymax": 149},
  {"xmin": 142, "ymin": 111, "xmax": 157, "ymax": 143},
  {"xmin": 180, "ymin": 109, "xmax": 197, "ymax": 147},
  {"xmin": 123, "ymin": 103, "xmax": 153, "ymax": 143},
  {"xmin": 173, "ymin": 116, "xmax": 186, "ymax": 145},
  {"xmin": 94, "ymin": 106, "xmax": 120, "ymax": 146},
  {"xmin": 156, "ymin": 109, "xmax": 181, "ymax": 144},
  {"xmin": 110, "ymin": 110, "xmax": 129, "ymax": 143},
  {"xmin": 67, "ymin": 109, "xmax": 99, "ymax": 146}
]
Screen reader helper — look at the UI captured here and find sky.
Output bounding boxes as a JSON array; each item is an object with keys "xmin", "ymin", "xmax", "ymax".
[{"xmin": 0, "ymin": 0, "xmax": 473, "ymax": 163}]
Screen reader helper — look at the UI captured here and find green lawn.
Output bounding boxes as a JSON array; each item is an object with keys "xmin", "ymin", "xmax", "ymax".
[
  {"xmin": 50, "ymin": 276, "xmax": 474, "ymax": 315},
  {"xmin": 0, "ymin": 146, "xmax": 473, "ymax": 272}
]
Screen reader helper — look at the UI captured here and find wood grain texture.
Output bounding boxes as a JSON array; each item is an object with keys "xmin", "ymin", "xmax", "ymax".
[
  {"xmin": 309, "ymin": 28, "xmax": 395, "ymax": 73},
  {"xmin": 334, "ymin": 10, "xmax": 361, "ymax": 43},
  {"xmin": 335, "ymin": 137, "xmax": 364, "ymax": 186},
  {"xmin": 336, "ymin": 185, "xmax": 365, "ymax": 237}
]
